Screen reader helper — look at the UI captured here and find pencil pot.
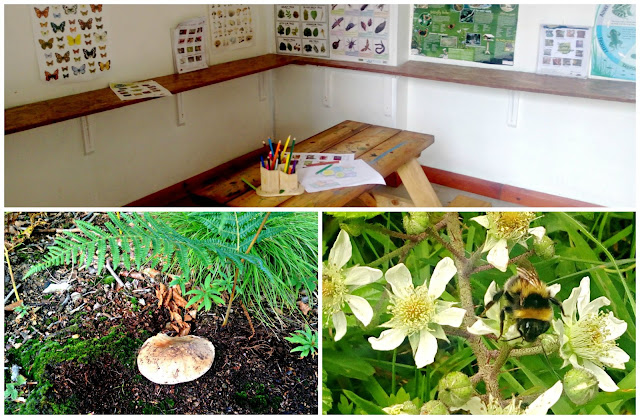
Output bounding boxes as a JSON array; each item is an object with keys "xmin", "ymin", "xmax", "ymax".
[
  {"xmin": 279, "ymin": 167, "xmax": 299, "ymax": 194},
  {"xmin": 259, "ymin": 166, "xmax": 280, "ymax": 194}
]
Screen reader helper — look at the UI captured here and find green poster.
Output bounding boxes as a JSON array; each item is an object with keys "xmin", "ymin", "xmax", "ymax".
[{"xmin": 411, "ymin": 4, "xmax": 519, "ymax": 65}]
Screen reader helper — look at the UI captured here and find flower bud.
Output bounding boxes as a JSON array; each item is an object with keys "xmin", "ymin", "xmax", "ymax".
[
  {"xmin": 339, "ymin": 221, "xmax": 363, "ymax": 237},
  {"xmin": 563, "ymin": 368, "xmax": 599, "ymax": 405},
  {"xmin": 382, "ymin": 401, "xmax": 420, "ymax": 415},
  {"xmin": 438, "ymin": 372, "xmax": 473, "ymax": 407},
  {"xmin": 403, "ymin": 212, "xmax": 430, "ymax": 235},
  {"xmin": 420, "ymin": 400, "xmax": 449, "ymax": 415},
  {"xmin": 533, "ymin": 235, "xmax": 555, "ymax": 259}
]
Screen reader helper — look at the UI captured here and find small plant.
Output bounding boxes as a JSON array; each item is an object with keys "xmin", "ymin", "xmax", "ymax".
[
  {"xmin": 14, "ymin": 303, "xmax": 30, "ymax": 318},
  {"xmin": 284, "ymin": 325, "xmax": 317, "ymax": 358},
  {"xmin": 4, "ymin": 374, "xmax": 27, "ymax": 401},
  {"xmin": 185, "ymin": 273, "xmax": 225, "ymax": 311}
]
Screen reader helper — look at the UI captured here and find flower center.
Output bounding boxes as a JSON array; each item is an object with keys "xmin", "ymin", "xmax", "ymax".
[
  {"xmin": 322, "ymin": 263, "xmax": 348, "ymax": 315},
  {"xmin": 488, "ymin": 212, "xmax": 536, "ymax": 240},
  {"xmin": 568, "ymin": 312, "xmax": 616, "ymax": 365},
  {"xmin": 486, "ymin": 396, "xmax": 524, "ymax": 415},
  {"xmin": 390, "ymin": 285, "xmax": 434, "ymax": 335}
]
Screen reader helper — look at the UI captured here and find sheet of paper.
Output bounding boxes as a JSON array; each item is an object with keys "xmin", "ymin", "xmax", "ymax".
[
  {"xmin": 110, "ymin": 80, "xmax": 172, "ymax": 101},
  {"xmin": 209, "ymin": 5, "xmax": 255, "ymax": 52},
  {"xmin": 537, "ymin": 25, "xmax": 592, "ymax": 78},
  {"xmin": 283, "ymin": 152, "xmax": 354, "ymax": 170},
  {"xmin": 297, "ymin": 159, "xmax": 385, "ymax": 193},
  {"xmin": 173, "ymin": 17, "xmax": 208, "ymax": 74}
]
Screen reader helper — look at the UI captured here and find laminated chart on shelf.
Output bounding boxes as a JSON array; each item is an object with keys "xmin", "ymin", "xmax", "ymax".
[
  {"xmin": 411, "ymin": 4, "xmax": 519, "ymax": 66},
  {"xmin": 329, "ymin": 4, "xmax": 391, "ymax": 64},
  {"xmin": 30, "ymin": 4, "xmax": 110, "ymax": 83},
  {"xmin": 537, "ymin": 25, "xmax": 592, "ymax": 78},
  {"xmin": 173, "ymin": 17, "xmax": 208, "ymax": 74},
  {"xmin": 591, "ymin": 4, "xmax": 636, "ymax": 81},
  {"xmin": 208, "ymin": 5, "xmax": 254, "ymax": 52},
  {"xmin": 275, "ymin": 5, "xmax": 329, "ymax": 57}
]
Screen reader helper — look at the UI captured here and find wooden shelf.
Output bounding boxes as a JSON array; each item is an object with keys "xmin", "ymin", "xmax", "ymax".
[{"xmin": 5, "ymin": 54, "xmax": 634, "ymax": 135}]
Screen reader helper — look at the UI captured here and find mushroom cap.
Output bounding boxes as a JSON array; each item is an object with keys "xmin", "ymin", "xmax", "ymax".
[{"xmin": 137, "ymin": 333, "xmax": 215, "ymax": 385}]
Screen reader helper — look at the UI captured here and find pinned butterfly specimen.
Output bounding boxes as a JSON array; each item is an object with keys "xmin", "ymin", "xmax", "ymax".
[
  {"xmin": 72, "ymin": 64, "xmax": 86, "ymax": 75},
  {"xmin": 53, "ymin": 12, "xmax": 61, "ymax": 18},
  {"xmin": 45, "ymin": 69, "xmax": 59, "ymax": 81},
  {"xmin": 85, "ymin": 40, "xmax": 92, "ymax": 45},
  {"xmin": 98, "ymin": 60, "xmax": 110, "ymax": 71},
  {"xmin": 61, "ymin": 66, "xmax": 69, "ymax": 71},
  {"xmin": 63, "ymin": 5, "xmax": 77, "ymax": 14},
  {"xmin": 73, "ymin": 48, "xmax": 80, "ymax": 54},
  {"xmin": 40, "ymin": 22, "xmax": 48, "ymax": 27},
  {"xmin": 58, "ymin": 44, "xmax": 65, "ymax": 49},
  {"xmin": 39, "ymin": 38, "xmax": 54, "ymax": 49},
  {"xmin": 84, "ymin": 33, "xmax": 91, "ymax": 38},
  {"xmin": 96, "ymin": 16, "xmax": 102, "ymax": 22},
  {"xmin": 100, "ymin": 53, "xmax": 107, "ymax": 57},
  {"xmin": 69, "ymin": 19, "xmax": 76, "ymax": 24},
  {"xmin": 67, "ymin": 34, "xmax": 82, "ymax": 45},
  {"xmin": 80, "ymin": 10, "xmax": 88, "ymax": 16},
  {"xmin": 94, "ymin": 31, "xmax": 107, "ymax": 43},
  {"xmin": 41, "ymin": 30, "xmax": 50, "ymax": 36},
  {"xmin": 98, "ymin": 45, "xmax": 106, "ymax": 50},
  {"xmin": 46, "ymin": 60, "xmax": 54, "ymax": 66},
  {"xmin": 34, "ymin": 7, "xmax": 49, "ymax": 18},
  {"xmin": 89, "ymin": 68, "xmax": 96, "ymax": 73},
  {"xmin": 44, "ymin": 52, "xmax": 53, "ymax": 59},
  {"xmin": 55, "ymin": 51, "xmax": 71, "ymax": 63},
  {"xmin": 79, "ymin": 18, "xmax": 93, "ymax": 30},
  {"xmin": 74, "ymin": 57, "xmax": 81, "ymax": 61},
  {"xmin": 88, "ymin": 61, "xmax": 95, "ymax": 67},
  {"xmin": 63, "ymin": 73, "xmax": 69, "ymax": 78},
  {"xmin": 90, "ymin": 4, "xmax": 103, "ymax": 12},
  {"xmin": 56, "ymin": 36, "xmax": 63, "ymax": 41},
  {"xmin": 51, "ymin": 21, "xmax": 65, "ymax": 33},
  {"xmin": 83, "ymin": 47, "xmax": 96, "ymax": 59},
  {"xmin": 96, "ymin": 24, "xmax": 103, "ymax": 29},
  {"xmin": 70, "ymin": 27, "xmax": 77, "ymax": 32},
  {"xmin": 52, "ymin": 5, "xmax": 60, "ymax": 10}
]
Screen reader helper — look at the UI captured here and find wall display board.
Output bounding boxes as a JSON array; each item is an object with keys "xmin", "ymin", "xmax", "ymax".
[
  {"xmin": 591, "ymin": 4, "xmax": 635, "ymax": 81},
  {"xmin": 172, "ymin": 17, "xmax": 208, "ymax": 74},
  {"xmin": 329, "ymin": 4, "xmax": 392, "ymax": 64},
  {"xmin": 410, "ymin": 4, "xmax": 518, "ymax": 66},
  {"xmin": 209, "ymin": 5, "xmax": 255, "ymax": 52},
  {"xmin": 275, "ymin": 5, "xmax": 329, "ymax": 57},
  {"xmin": 537, "ymin": 25, "xmax": 592, "ymax": 78},
  {"xmin": 30, "ymin": 4, "xmax": 110, "ymax": 83}
]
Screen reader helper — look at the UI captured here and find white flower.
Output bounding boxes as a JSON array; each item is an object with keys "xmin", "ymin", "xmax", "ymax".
[
  {"xmin": 382, "ymin": 401, "xmax": 420, "ymax": 415},
  {"xmin": 459, "ymin": 381, "xmax": 563, "ymax": 414},
  {"xmin": 468, "ymin": 280, "xmax": 561, "ymax": 342},
  {"xmin": 368, "ymin": 258, "xmax": 466, "ymax": 368},
  {"xmin": 472, "ymin": 212, "xmax": 545, "ymax": 272},
  {"xmin": 323, "ymin": 230, "xmax": 383, "ymax": 341},
  {"xmin": 552, "ymin": 277, "xmax": 629, "ymax": 392}
]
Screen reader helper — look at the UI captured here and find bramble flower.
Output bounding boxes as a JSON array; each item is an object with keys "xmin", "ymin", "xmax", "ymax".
[
  {"xmin": 458, "ymin": 381, "xmax": 563, "ymax": 415},
  {"xmin": 368, "ymin": 258, "xmax": 466, "ymax": 368},
  {"xmin": 382, "ymin": 401, "xmax": 420, "ymax": 415},
  {"xmin": 552, "ymin": 277, "xmax": 629, "ymax": 392},
  {"xmin": 471, "ymin": 212, "xmax": 545, "ymax": 272},
  {"xmin": 468, "ymin": 280, "xmax": 560, "ymax": 342},
  {"xmin": 323, "ymin": 230, "xmax": 383, "ymax": 341}
]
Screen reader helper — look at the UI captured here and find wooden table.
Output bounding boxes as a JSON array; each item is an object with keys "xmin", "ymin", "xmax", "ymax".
[{"xmin": 194, "ymin": 120, "xmax": 442, "ymax": 207}]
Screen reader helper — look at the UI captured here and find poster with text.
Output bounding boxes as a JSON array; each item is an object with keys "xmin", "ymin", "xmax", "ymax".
[
  {"xmin": 329, "ymin": 4, "xmax": 391, "ymax": 65},
  {"xmin": 209, "ymin": 5, "xmax": 254, "ymax": 52},
  {"xmin": 591, "ymin": 4, "xmax": 635, "ymax": 81},
  {"xmin": 30, "ymin": 4, "xmax": 110, "ymax": 83},
  {"xmin": 275, "ymin": 5, "xmax": 329, "ymax": 57},
  {"xmin": 173, "ymin": 17, "xmax": 208, "ymax": 74},
  {"xmin": 411, "ymin": 4, "xmax": 518, "ymax": 66},
  {"xmin": 537, "ymin": 25, "xmax": 592, "ymax": 78}
]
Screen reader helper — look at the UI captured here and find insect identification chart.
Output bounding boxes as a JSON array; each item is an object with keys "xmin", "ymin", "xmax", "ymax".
[
  {"xmin": 172, "ymin": 17, "xmax": 208, "ymax": 74},
  {"xmin": 30, "ymin": 4, "xmax": 110, "ymax": 83},
  {"xmin": 275, "ymin": 4, "xmax": 329, "ymax": 57},
  {"xmin": 109, "ymin": 81, "xmax": 172, "ymax": 101},
  {"xmin": 591, "ymin": 4, "xmax": 636, "ymax": 81},
  {"xmin": 329, "ymin": 4, "xmax": 391, "ymax": 64},
  {"xmin": 208, "ymin": 5, "xmax": 254, "ymax": 52},
  {"xmin": 411, "ymin": 4, "xmax": 518, "ymax": 66},
  {"xmin": 537, "ymin": 25, "xmax": 592, "ymax": 78}
]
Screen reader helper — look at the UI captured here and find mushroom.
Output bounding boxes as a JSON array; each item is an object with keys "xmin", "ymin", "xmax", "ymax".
[{"xmin": 137, "ymin": 333, "xmax": 215, "ymax": 384}]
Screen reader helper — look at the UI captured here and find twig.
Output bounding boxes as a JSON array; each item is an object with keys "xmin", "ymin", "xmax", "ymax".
[
  {"xmin": 4, "ymin": 245, "xmax": 21, "ymax": 302},
  {"xmin": 241, "ymin": 301, "xmax": 256, "ymax": 339},
  {"xmin": 69, "ymin": 302, "xmax": 86, "ymax": 314},
  {"xmin": 105, "ymin": 260, "xmax": 125, "ymax": 288},
  {"xmin": 4, "ymin": 284, "xmax": 22, "ymax": 304}
]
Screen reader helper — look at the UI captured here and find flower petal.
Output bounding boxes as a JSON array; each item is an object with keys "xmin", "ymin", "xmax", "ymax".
[
  {"xmin": 427, "ymin": 257, "xmax": 457, "ymax": 299},
  {"xmin": 581, "ymin": 296, "xmax": 610, "ymax": 317},
  {"xmin": 385, "ymin": 263, "xmax": 414, "ymax": 298},
  {"xmin": 329, "ymin": 230, "xmax": 352, "ymax": 269},
  {"xmin": 471, "ymin": 215, "xmax": 489, "ymax": 228},
  {"xmin": 344, "ymin": 294, "xmax": 373, "ymax": 326},
  {"xmin": 525, "ymin": 380, "xmax": 562, "ymax": 415},
  {"xmin": 458, "ymin": 397, "xmax": 486, "ymax": 415},
  {"xmin": 583, "ymin": 361, "xmax": 619, "ymax": 392},
  {"xmin": 333, "ymin": 311, "xmax": 347, "ymax": 341},
  {"xmin": 408, "ymin": 332, "xmax": 419, "ymax": 357},
  {"xmin": 576, "ymin": 277, "xmax": 591, "ymax": 319},
  {"xmin": 468, "ymin": 318, "xmax": 497, "ymax": 336},
  {"xmin": 528, "ymin": 226, "xmax": 546, "ymax": 241},
  {"xmin": 414, "ymin": 330, "xmax": 438, "ymax": 368},
  {"xmin": 600, "ymin": 346, "xmax": 630, "ymax": 370},
  {"xmin": 487, "ymin": 238, "xmax": 509, "ymax": 272},
  {"xmin": 430, "ymin": 324, "xmax": 449, "ymax": 342},
  {"xmin": 482, "ymin": 233, "xmax": 501, "ymax": 253},
  {"xmin": 369, "ymin": 328, "xmax": 406, "ymax": 351},
  {"xmin": 548, "ymin": 283, "xmax": 561, "ymax": 298},
  {"xmin": 484, "ymin": 281, "xmax": 499, "ymax": 305},
  {"xmin": 344, "ymin": 266, "xmax": 383, "ymax": 287},
  {"xmin": 604, "ymin": 312, "xmax": 628, "ymax": 340},
  {"xmin": 433, "ymin": 307, "xmax": 466, "ymax": 327},
  {"xmin": 562, "ymin": 283, "xmax": 582, "ymax": 324}
]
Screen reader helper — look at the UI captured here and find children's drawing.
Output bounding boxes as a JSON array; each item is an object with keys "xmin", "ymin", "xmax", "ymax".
[{"xmin": 297, "ymin": 159, "xmax": 385, "ymax": 193}]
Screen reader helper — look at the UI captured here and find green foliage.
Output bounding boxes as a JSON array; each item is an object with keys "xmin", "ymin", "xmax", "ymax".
[
  {"xmin": 14, "ymin": 303, "xmax": 29, "ymax": 317},
  {"xmin": 184, "ymin": 272, "xmax": 225, "ymax": 311},
  {"xmin": 5, "ymin": 374, "xmax": 27, "ymax": 401},
  {"xmin": 284, "ymin": 325, "xmax": 317, "ymax": 358}
]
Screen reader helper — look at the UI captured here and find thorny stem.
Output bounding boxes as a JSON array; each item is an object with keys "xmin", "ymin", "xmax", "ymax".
[
  {"xmin": 367, "ymin": 240, "xmax": 416, "ymax": 268},
  {"xmin": 363, "ymin": 223, "xmax": 427, "ymax": 242}
]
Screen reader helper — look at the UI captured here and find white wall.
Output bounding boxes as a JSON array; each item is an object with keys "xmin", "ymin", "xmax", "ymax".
[{"xmin": 4, "ymin": 4, "xmax": 275, "ymax": 206}]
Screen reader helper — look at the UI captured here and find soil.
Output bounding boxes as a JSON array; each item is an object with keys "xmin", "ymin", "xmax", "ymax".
[{"xmin": 4, "ymin": 212, "xmax": 318, "ymax": 414}]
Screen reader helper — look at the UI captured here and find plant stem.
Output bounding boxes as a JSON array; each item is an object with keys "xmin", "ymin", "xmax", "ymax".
[
  {"xmin": 391, "ymin": 348, "xmax": 397, "ymax": 395},
  {"xmin": 4, "ymin": 245, "xmax": 21, "ymax": 302},
  {"xmin": 470, "ymin": 250, "xmax": 535, "ymax": 275},
  {"xmin": 367, "ymin": 241, "xmax": 416, "ymax": 268},
  {"xmin": 222, "ymin": 212, "xmax": 271, "ymax": 327}
]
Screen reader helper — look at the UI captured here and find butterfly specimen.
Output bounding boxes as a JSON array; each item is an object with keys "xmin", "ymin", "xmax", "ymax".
[
  {"xmin": 45, "ymin": 69, "xmax": 59, "ymax": 80},
  {"xmin": 70, "ymin": 27, "xmax": 77, "ymax": 32},
  {"xmin": 58, "ymin": 44, "xmax": 65, "ymax": 49},
  {"xmin": 80, "ymin": 10, "xmax": 88, "ymax": 16},
  {"xmin": 90, "ymin": 4, "xmax": 103, "ymax": 12},
  {"xmin": 72, "ymin": 64, "xmax": 86, "ymax": 75},
  {"xmin": 88, "ymin": 61, "xmax": 95, "ymax": 67},
  {"xmin": 89, "ymin": 68, "xmax": 96, "ymax": 73},
  {"xmin": 73, "ymin": 48, "xmax": 80, "ymax": 54},
  {"xmin": 84, "ymin": 33, "xmax": 91, "ymax": 38},
  {"xmin": 67, "ymin": 34, "xmax": 81, "ymax": 45},
  {"xmin": 100, "ymin": 53, "xmax": 107, "ymax": 57},
  {"xmin": 94, "ymin": 31, "xmax": 107, "ymax": 43},
  {"xmin": 83, "ymin": 47, "xmax": 96, "ymax": 58},
  {"xmin": 69, "ymin": 19, "xmax": 76, "ymax": 24},
  {"xmin": 56, "ymin": 36, "xmax": 63, "ymax": 41},
  {"xmin": 63, "ymin": 73, "xmax": 69, "ymax": 78},
  {"xmin": 34, "ymin": 7, "xmax": 49, "ymax": 18},
  {"xmin": 53, "ymin": 12, "xmax": 61, "ymax": 18},
  {"xmin": 55, "ymin": 51, "xmax": 70, "ymax": 63},
  {"xmin": 74, "ymin": 57, "xmax": 81, "ymax": 61},
  {"xmin": 44, "ymin": 52, "xmax": 53, "ymax": 59},
  {"xmin": 85, "ymin": 40, "xmax": 92, "ymax": 45},
  {"xmin": 79, "ymin": 18, "xmax": 93, "ymax": 30},
  {"xmin": 96, "ymin": 24, "xmax": 103, "ymax": 29},
  {"xmin": 41, "ymin": 30, "xmax": 50, "ymax": 36},
  {"xmin": 98, "ymin": 45, "xmax": 106, "ymax": 50},
  {"xmin": 99, "ymin": 60, "xmax": 110, "ymax": 71},
  {"xmin": 63, "ymin": 5, "xmax": 77, "ymax": 14},
  {"xmin": 46, "ymin": 60, "xmax": 54, "ymax": 66},
  {"xmin": 39, "ymin": 38, "xmax": 54, "ymax": 49},
  {"xmin": 51, "ymin": 21, "xmax": 65, "ymax": 33},
  {"xmin": 96, "ymin": 16, "xmax": 102, "ymax": 22},
  {"xmin": 61, "ymin": 66, "xmax": 69, "ymax": 71}
]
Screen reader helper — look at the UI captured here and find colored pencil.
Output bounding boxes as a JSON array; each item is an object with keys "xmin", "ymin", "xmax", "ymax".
[
  {"xmin": 285, "ymin": 139, "xmax": 296, "ymax": 172},
  {"xmin": 241, "ymin": 177, "xmax": 257, "ymax": 191},
  {"xmin": 268, "ymin": 137, "xmax": 274, "ymax": 155},
  {"xmin": 260, "ymin": 156, "xmax": 265, "ymax": 168},
  {"xmin": 316, "ymin": 163, "xmax": 333, "ymax": 174},
  {"xmin": 272, "ymin": 141, "xmax": 281, "ymax": 167},
  {"xmin": 282, "ymin": 135, "xmax": 291, "ymax": 162},
  {"xmin": 306, "ymin": 160, "xmax": 340, "ymax": 167}
]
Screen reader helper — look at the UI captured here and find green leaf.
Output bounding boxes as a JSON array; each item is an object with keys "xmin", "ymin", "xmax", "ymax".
[
  {"xmin": 324, "ymin": 350, "xmax": 375, "ymax": 380},
  {"xmin": 343, "ymin": 390, "xmax": 387, "ymax": 415},
  {"xmin": 582, "ymin": 389, "xmax": 636, "ymax": 408}
]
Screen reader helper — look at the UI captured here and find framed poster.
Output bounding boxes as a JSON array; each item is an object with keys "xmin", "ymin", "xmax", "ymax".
[
  {"xmin": 411, "ymin": 4, "xmax": 518, "ymax": 66},
  {"xmin": 537, "ymin": 25, "xmax": 592, "ymax": 78},
  {"xmin": 591, "ymin": 4, "xmax": 635, "ymax": 81}
]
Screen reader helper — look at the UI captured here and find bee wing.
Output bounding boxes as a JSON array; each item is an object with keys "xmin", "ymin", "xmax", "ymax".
[{"xmin": 516, "ymin": 266, "xmax": 542, "ymax": 288}]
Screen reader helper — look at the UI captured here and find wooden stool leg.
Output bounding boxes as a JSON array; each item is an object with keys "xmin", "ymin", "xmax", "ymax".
[{"xmin": 396, "ymin": 159, "xmax": 442, "ymax": 207}]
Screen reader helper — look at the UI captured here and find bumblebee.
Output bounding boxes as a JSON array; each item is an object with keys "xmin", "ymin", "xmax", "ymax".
[{"xmin": 481, "ymin": 267, "xmax": 564, "ymax": 342}]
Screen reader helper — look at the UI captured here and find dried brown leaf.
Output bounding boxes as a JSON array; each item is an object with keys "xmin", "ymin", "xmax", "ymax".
[
  {"xmin": 173, "ymin": 293, "xmax": 188, "ymax": 308},
  {"xmin": 178, "ymin": 322, "xmax": 191, "ymax": 337},
  {"xmin": 155, "ymin": 286, "xmax": 164, "ymax": 308},
  {"xmin": 4, "ymin": 300, "xmax": 24, "ymax": 312},
  {"xmin": 143, "ymin": 267, "xmax": 161, "ymax": 278},
  {"xmin": 163, "ymin": 288, "xmax": 173, "ymax": 308},
  {"xmin": 297, "ymin": 301, "xmax": 311, "ymax": 316},
  {"xmin": 128, "ymin": 272, "xmax": 145, "ymax": 281}
]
